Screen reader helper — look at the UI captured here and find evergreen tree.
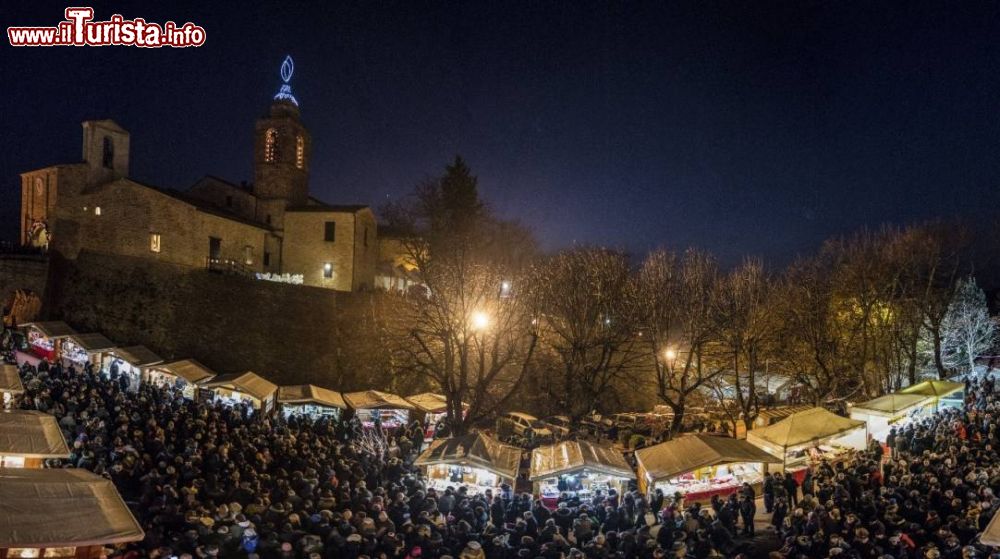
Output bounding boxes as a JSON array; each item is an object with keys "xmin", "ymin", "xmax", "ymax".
[{"xmin": 439, "ymin": 156, "xmax": 483, "ymax": 235}]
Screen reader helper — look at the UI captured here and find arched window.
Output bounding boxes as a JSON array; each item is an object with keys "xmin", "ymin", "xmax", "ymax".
[
  {"xmin": 102, "ymin": 136, "xmax": 114, "ymax": 169},
  {"xmin": 295, "ymin": 135, "xmax": 305, "ymax": 169},
  {"xmin": 264, "ymin": 128, "xmax": 278, "ymax": 163}
]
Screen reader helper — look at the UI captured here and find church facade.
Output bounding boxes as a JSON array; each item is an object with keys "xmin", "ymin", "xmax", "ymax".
[{"xmin": 19, "ymin": 58, "xmax": 382, "ymax": 292}]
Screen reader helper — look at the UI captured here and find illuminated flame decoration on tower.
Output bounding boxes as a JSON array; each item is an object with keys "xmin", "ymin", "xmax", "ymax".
[{"xmin": 274, "ymin": 55, "xmax": 299, "ymax": 106}]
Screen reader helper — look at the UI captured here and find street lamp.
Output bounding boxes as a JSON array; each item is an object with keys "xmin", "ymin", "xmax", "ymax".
[
  {"xmin": 471, "ymin": 311, "xmax": 491, "ymax": 331},
  {"xmin": 664, "ymin": 348, "xmax": 677, "ymax": 362}
]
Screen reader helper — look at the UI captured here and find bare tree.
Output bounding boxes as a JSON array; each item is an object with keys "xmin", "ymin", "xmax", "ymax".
[
  {"xmin": 710, "ymin": 258, "xmax": 774, "ymax": 432},
  {"xmin": 636, "ymin": 248, "xmax": 723, "ymax": 436},
  {"xmin": 905, "ymin": 222, "xmax": 968, "ymax": 380},
  {"xmin": 529, "ymin": 247, "xmax": 642, "ymax": 418},
  {"xmin": 774, "ymin": 256, "xmax": 860, "ymax": 404}
]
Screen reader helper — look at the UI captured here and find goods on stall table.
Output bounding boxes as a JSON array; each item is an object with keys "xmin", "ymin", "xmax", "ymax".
[
  {"xmin": 28, "ymin": 331, "xmax": 55, "ymax": 360},
  {"xmin": 655, "ymin": 463, "xmax": 763, "ymax": 497},
  {"xmin": 539, "ymin": 475, "xmax": 614, "ymax": 500},
  {"xmin": 358, "ymin": 408, "xmax": 409, "ymax": 429},
  {"xmin": 425, "ymin": 465, "xmax": 500, "ymax": 494},
  {"xmin": 61, "ymin": 341, "xmax": 89, "ymax": 364},
  {"xmin": 785, "ymin": 443, "xmax": 851, "ymax": 467}
]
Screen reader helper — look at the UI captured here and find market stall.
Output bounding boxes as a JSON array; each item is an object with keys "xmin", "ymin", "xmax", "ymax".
[
  {"xmin": 0, "ymin": 365, "xmax": 24, "ymax": 409},
  {"xmin": 144, "ymin": 359, "xmax": 217, "ymax": 399},
  {"xmin": 0, "ymin": 468, "xmax": 145, "ymax": 558},
  {"xmin": 406, "ymin": 392, "xmax": 465, "ymax": 441},
  {"xmin": 278, "ymin": 384, "xmax": 347, "ymax": 419},
  {"xmin": 530, "ymin": 440, "xmax": 634, "ymax": 509},
  {"xmin": 981, "ymin": 506, "xmax": 1000, "ymax": 546},
  {"xmin": 20, "ymin": 321, "xmax": 77, "ymax": 364},
  {"xmin": 60, "ymin": 332, "xmax": 117, "ymax": 370},
  {"xmin": 201, "ymin": 372, "xmax": 278, "ymax": 415},
  {"xmin": 102, "ymin": 345, "xmax": 164, "ymax": 389},
  {"xmin": 415, "ymin": 432, "xmax": 522, "ymax": 494},
  {"xmin": 343, "ymin": 390, "xmax": 416, "ymax": 429},
  {"xmin": 735, "ymin": 404, "xmax": 813, "ymax": 440},
  {"xmin": 0, "ymin": 410, "xmax": 71, "ymax": 468},
  {"xmin": 634, "ymin": 434, "xmax": 781, "ymax": 501},
  {"xmin": 746, "ymin": 407, "xmax": 866, "ymax": 474},
  {"xmin": 900, "ymin": 380, "xmax": 965, "ymax": 411},
  {"xmin": 848, "ymin": 393, "xmax": 936, "ymax": 442}
]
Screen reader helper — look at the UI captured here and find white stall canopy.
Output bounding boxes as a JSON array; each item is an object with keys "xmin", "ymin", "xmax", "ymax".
[
  {"xmin": 850, "ymin": 393, "xmax": 934, "ymax": 417},
  {"xmin": 0, "ymin": 365, "xmax": 24, "ymax": 395},
  {"xmin": 0, "ymin": 468, "xmax": 144, "ymax": 548},
  {"xmin": 900, "ymin": 380, "xmax": 964, "ymax": 399},
  {"xmin": 154, "ymin": 358, "xmax": 218, "ymax": 385},
  {"xmin": 112, "ymin": 345, "xmax": 164, "ymax": 368},
  {"xmin": 746, "ymin": 407, "xmax": 866, "ymax": 456},
  {"xmin": 203, "ymin": 371, "xmax": 278, "ymax": 402},
  {"xmin": 635, "ymin": 434, "xmax": 781, "ymax": 484},
  {"xmin": 343, "ymin": 390, "xmax": 416, "ymax": 410},
  {"xmin": 415, "ymin": 432, "xmax": 522, "ymax": 481},
  {"xmin": 22, "ymin": 321, "xmax": 77, "ymax": 339},
  {"xmin": 529, "ymin": 440, "xmax": 634, "ymax": 481},
  {"xmin": 65, "ymin": 333, "xmax": 117, "ymax": 354},
  {"xmin": 406, "ymin": 392, "xmax": 450, "ymax": 414},
  {"xmin": 0, "ymin": 410, "xmax": 71, "ymax": 459},
  {"xmin": 981, "ymin": 506, "xmax": 1000, "ymax": 546},
  {"xmin": 278, "ymin": 384, "xmax": 348, "ymax": 409}
]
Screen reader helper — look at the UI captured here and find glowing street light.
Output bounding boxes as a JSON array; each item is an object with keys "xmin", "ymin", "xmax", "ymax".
[
  {"xmin": 471, "ymin": 311, "xmax": 491, "ymax": 331},
  {"xmin": 664, "ymin": 348, "xmax": 678, "ymax": 361}
]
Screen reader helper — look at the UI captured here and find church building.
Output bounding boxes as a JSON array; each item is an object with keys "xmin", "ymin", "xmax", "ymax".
[{"xmin": 18, "ymin": 57, "xmax": 379, "ymax": 292}]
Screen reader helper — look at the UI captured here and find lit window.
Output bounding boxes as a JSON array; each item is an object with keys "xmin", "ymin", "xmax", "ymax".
[
  {"xmin": 323, "ymin": 263, "xmax": 333, "ymax": 278},
  {"xmin": 7, "ymin": 547, "xmax": 40, "ymax": 558},
  {"xmin": 94, "ymin": 206, "xmax": 102, "ymax": 216},
  {"xmin": 264, "ymin": 128, "xmax": 278, "ymax": 163},
  {"xmin": 43, "ymin": 548, "xmax": 77, "ymax": 558},
  {"xmin": 150, "ymin": 233, "xmax": 161, "ymax": 253},
  {"xmin": 296, "ymin": 135, "xmax": 304, "ymax": 169},
  {"xmin": 244, "ymin": 245, "xmax": 254, "ymax": 265}
]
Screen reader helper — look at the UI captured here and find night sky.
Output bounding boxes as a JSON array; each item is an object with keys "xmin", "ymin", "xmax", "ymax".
[{"xmin": 4, "ymin": 1, "xmax": 1000, "ymax": 265}]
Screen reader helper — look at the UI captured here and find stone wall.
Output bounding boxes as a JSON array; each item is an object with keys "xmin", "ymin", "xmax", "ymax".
[
  {"xmin": 0, "ymin": 254, "xmax": 49, "ymax": 314},
  {"xmin": 43, "ymin": 250, "xmax": 400, "ymax": 389}
]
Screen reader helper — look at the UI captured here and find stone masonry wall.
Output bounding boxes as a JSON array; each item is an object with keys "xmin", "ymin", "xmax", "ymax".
[
  {"xmin": 0, "ymin": 255, "xmax": 49, "ymax": 311},
  {"xmin": 43, "ymin": 251, "xmax": 400, "ymax": 390}
]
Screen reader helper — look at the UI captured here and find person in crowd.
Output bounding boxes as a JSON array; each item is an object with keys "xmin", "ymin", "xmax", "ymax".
[{"xmin": 763, "ymin": 472, "xmax": 775, "ymax": 514}]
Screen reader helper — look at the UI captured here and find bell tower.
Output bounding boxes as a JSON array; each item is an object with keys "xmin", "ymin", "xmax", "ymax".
[{"xmin": 253, "ymin": 56, "xmax": 310, "ymax": 206}]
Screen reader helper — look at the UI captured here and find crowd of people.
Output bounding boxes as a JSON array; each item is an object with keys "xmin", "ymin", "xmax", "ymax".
[
  {"xmin": 765, "ymin": 377, "xmax": 1000, "ymax": 559},
  {"xmin": 5, "ymin": 351, "xmax": 1000, "ymax": 559}
]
